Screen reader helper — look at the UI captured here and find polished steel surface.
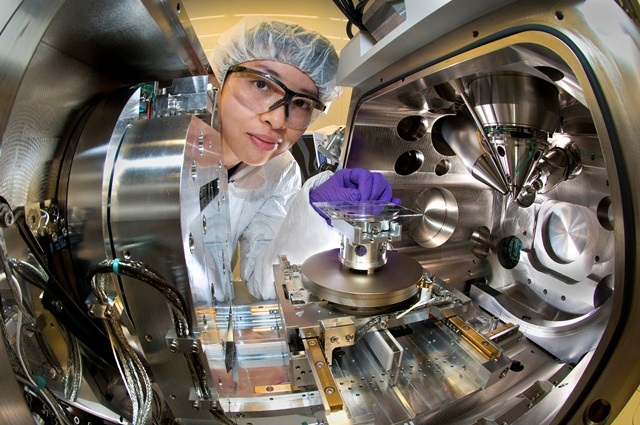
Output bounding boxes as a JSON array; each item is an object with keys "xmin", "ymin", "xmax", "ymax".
[
  {"xmin": 486, "ymin": 129, "xmax": 548, "ymax": 198},
  {"xmin": 42, "ymin": 0, "xmax": 208, "ymax": 84},
  {"xmin": 342, "ymin": 0, "xmax": 640, "ymax": 423},
  {"xmin": 432, "ymin": 113, "xmax": 509, "ymax": 194},
  {"xmin": 339, "ymin": 238, "xmax": 388, "ymax": 271},
  {"xmin": 108, "ymin": 114, "xmax": 223, "ymax": 419},
  {"xmin": 545, "ymin": 203, "xmax": 588, "ymax": 264},
  {"xmin": 302, "ymin": 249, "xmax": 422, "ymax": 307},
  {"xmin": 469, "ymin": 73, "xmax": 561, "ymax": 132},
  {"xmin": 1, "ymin": 0, "xmax": 209, "ymax": 208},
  {"xmin": 65, "ymin": 88, "xmax": 142, "ymax": 294},
  {"xmin": 411, "ymin": 187, "xmax": 459, "ymax": 248}
]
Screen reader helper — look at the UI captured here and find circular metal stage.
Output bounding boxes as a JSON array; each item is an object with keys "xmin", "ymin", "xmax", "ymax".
[{"xmin": 301, "ymin": 249, "xmax": 423, "ymax": 308}]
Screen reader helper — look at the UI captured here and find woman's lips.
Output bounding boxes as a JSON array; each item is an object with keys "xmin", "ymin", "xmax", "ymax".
[{"xmin": 248, "ymin": 134, "xmax": 281, "ymax": 152}]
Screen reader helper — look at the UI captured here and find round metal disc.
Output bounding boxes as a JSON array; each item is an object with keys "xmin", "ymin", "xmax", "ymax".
[
  {"xmin": 546, "ymin": 205, "xmax": 588, "ymax": 264},
  {"xmin": 301, "ymin": 249, "xmax": 422, "ymax": 308}
]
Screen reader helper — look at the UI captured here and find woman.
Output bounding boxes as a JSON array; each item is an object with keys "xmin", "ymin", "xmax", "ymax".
[{"xmin": 210, "ymin": 18, "xmax": 399, "ymax": 300}]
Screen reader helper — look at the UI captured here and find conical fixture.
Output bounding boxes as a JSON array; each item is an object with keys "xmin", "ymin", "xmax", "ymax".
[
  {"xmin": 488, "ymin": 129, "xmax": 548, "ymax": 196},
  {"xmin": 468, "ymin": 73, "xmax": 561, "ymax": 198},
  {"xmin": 433, "ymin": 113, "xmax": 509, "ymax": 194}
]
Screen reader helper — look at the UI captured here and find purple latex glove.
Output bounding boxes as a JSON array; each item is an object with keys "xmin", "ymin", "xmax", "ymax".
[{"xmin": 309, "ymin": 168, "xmax": 401, "ymax": 223}]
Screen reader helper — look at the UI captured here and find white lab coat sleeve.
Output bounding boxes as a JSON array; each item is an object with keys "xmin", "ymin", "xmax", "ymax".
[
  {"xmin": 238, "ymin": 160, "xmax": 301, "ymax": 300},
  {"xmin": 251, "ymin": 170, "xmax": 342, "ymax": 300}
]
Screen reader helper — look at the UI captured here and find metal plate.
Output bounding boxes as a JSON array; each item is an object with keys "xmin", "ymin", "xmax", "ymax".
[
  {"xmin": 301, "ymin": 249, "xmax": 422, "ymax": 307},
  {"xmin": 545, "ymin": 204, "xmax": 588, "ymax": 264}
]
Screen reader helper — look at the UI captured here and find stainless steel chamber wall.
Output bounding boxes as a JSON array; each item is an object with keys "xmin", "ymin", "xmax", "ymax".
[
  {"xmin": 1, "ymin": 0, "xmax": 639, "ymax": 425},
  {"xmin": 339, "ymin": 0, "xmax": 640, "ymax": 423}
]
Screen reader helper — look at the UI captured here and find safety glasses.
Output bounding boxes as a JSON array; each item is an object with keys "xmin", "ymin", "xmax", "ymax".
[{"xmin": 225, "ymin": 65, "xmax": 325, "ymax": 130}]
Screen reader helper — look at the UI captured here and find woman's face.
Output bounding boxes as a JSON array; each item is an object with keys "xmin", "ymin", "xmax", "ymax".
[{"xmin": 218, "ymin": 59, "xmax": 318, "ymax": 168}]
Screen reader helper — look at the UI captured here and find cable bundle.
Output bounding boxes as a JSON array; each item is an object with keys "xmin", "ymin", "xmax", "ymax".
[
  {"xmin": 87, "ymin": 258, "xmax": 222, "ymax": 424},
  {"xmin": 332, "ymin": 0, "xmax": 370, "ymax": 38},
  {"xmin": 1, "ymin": 257, "xmax": 73, "ymax": 424}
]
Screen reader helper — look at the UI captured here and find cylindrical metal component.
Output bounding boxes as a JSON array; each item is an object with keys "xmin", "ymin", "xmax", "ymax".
[
  {"xmin": 411, "ymin": 187, "xmax": 459, "ymax": 248},
  {"xmin": 470, "ymin": 226, "xmax": 492, "ymax": 259},
  {"xmin": 469, "ymin": 73, "xmax": 561, "ymax": 133},
  {"xmin": 339, "ymin": 236, "xmax": 387, "ymax": 273}
]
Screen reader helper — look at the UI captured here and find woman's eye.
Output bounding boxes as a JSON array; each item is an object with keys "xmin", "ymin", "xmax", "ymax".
[
  {"xmin": 253, "ymin": 79, "xmax": 270, "ymax": 91},
  {"xmin": 293, "ymin": 99, "xmax": 313, "ymax": 111}
]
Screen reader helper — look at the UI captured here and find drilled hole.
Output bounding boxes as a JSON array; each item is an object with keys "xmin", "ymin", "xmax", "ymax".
[
  {"xmin": 596, "ymin": 196, "xmax": 614, "ymax": 231},
  {"xmin": 430, "ymin": 116, "xmax": 456, "ymax": 156},
  {"xmin": 395, "ymin": 150, "xmax": 424, "ymax": 176},
  {"xmin": 435, "ymin": 159, "xmax": 451, "ymax": 176},
  {"xmin": 583, "ymin": 399, "xmax": 611, "ymax": 425},
  {"xmin": 397, "ymin": 115, "xmax": 427, "ymax": 142}
]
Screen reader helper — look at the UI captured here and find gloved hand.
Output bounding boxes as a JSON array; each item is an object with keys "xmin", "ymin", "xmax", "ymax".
[{"xmin": 309, "ymin": 168, "xmax": 401, "ymax": 223}]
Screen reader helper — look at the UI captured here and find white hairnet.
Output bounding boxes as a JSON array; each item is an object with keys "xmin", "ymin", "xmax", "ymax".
[{"xmin": 210, "ymin": 17, "xmax": 341, "ymax": 104}]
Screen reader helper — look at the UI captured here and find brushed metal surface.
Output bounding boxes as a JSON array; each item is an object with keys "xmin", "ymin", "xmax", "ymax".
[
  {"xmin": 0, "ymin": 0, "xmax": 64, "ymax": 145},
  {"xmin": 1, "ymin": 0, "xmax": 210, "ymax": 208}
]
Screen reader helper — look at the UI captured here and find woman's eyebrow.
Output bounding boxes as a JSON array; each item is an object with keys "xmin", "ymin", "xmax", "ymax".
[{"xmin": 260, "ymin": 65, "xmax": 318, "ymax": 97}]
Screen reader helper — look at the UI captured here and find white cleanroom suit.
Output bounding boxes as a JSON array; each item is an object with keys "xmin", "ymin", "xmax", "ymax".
[{"xmin": 226, "ymin": 151, "xmax": 341, "ymax": 300}]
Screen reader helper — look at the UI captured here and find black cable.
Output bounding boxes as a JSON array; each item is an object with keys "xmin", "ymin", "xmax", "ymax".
[
  {"xmin": 8, "ymin": 258, "xmax": 47, "ymax": 290},
  {"xmin": 333, "ymin": 0, "xmax": 370, "ymax": 38}
]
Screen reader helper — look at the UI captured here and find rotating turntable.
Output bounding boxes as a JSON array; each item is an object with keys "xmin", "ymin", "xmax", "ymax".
[{"xmin": 302, "ymin": 201, "xmax": 424, "ymax": 310}]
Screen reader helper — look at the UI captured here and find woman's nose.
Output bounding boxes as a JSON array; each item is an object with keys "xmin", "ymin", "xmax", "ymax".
[{"xmin": 259, "ymin": 103, "xmax": 288, "ymax": 129}]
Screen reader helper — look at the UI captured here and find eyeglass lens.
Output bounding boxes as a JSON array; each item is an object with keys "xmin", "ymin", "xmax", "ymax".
[{"xmin": 228, "ymin": 70, "xmax": 322, "ymax": 130}]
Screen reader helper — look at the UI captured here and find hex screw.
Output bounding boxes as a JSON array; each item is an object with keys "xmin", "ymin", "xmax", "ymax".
[{"xmin": 169, "ymin": 341, "xmax": 179, "ymax": 353}]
